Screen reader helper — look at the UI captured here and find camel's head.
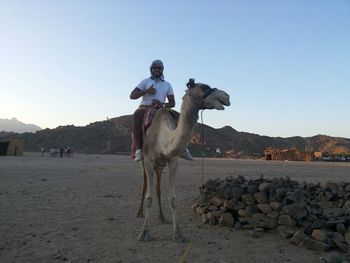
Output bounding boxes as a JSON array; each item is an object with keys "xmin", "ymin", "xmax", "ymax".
[{"xmin": 186, "ymin": 79, "xmax": 230, "ymax": 110}]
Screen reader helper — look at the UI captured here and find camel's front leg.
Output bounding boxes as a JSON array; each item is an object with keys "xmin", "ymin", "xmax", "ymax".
[
  {"xmin": 138, "ymin": 159, "xmax": 154, "ymax": 241},
  {"xmin": 156, "ymin": 166, "xmax": 169, "ymax": 224},
  {"xmin": 168, "ymin": 158, "xmax": 186, "ymax": 242},
  {"xmin": 137, "ymin": 164, "xmax": 147, "ymax": 218}
]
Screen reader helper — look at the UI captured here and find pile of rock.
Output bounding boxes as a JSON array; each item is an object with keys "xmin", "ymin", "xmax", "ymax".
[{"xmin": 192, "ymin": 175, "xmax": 350, "ymax": 252}]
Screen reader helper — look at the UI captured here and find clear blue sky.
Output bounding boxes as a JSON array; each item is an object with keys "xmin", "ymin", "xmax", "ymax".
[{"xmin": 0, "ymin": 0, "xmax": 349, "ymax": 138}]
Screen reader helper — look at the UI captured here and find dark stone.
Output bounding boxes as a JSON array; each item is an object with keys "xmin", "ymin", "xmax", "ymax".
[
  {"xmin": 247, "ymin": 184, "xmax": 259, "ymax": 194},
  {"xmin": 343, "ymin": 200, "xmax": 350, "ymax": 210},
  {"xmin": 286, "ymin": 190, "xmax": 307, "ymax": 203},
  {"xmin": 220, "ymin": 206, "xmax": 228, "ymax": 212},
  {"xmin": 235, "ymin": 175, "xmax": 247, "ymax": 184},
  {"xmin": 332, "ymin": 237, "xmax": 348, "ymax": 252},
  {"xmin": 201, "ymin": 213, "xmax": 208, "ymax": 224},
  {"xmin": 317, "ymin": 201, "xmax": 335, "ymax": 210},
  {"xmin": 241, "ymin": 193, "xmax": 255, "ymax": 206},
  {"xmin": 336, "ymin": 223, "xmax": 346, "ymax": 235},
  {"xmin": 257, "ymin": 204, "xmax": 271, "ymax": 214},
  {"xmin": 249, "ymin": 213, "xmax": 277, "ymax": 229},
  {"xmin": 207, "ymin": 212, "xmax": 217, "ymax": 226},
  {"xmin": 305, "ymin": 214, "xmax": 317, "ymax": 222},
  {"xmin": 238, "ymin": 209, "xmax": 250, "ymax": 217},
  {"xmin": 209, "ymin": 205, "xmax": 219, "ymax": 211},
  {"xmin": 333, "ymin": 232, "xmax": 345, "ymax": 242},
  {"xmin": 301, "ymin": 238, "xmax": 331, "ymax": 251},
  {"xmin": 204, "ymin": 179, "xmax": 217, "ymax": 190},
  {"xmin": 223, "ymin": 199, "xmax": 236, "ymax": 210},
  {"xmin": 245, "ymin": 205, "xmax": 258, "ymax": 215},
  {"xmin": 310, "ymin": 219, "xmax": 325, "ymax": 230},
  {"xmin": 344, "ymin": 184, "xmax": 350, "ymax": 192},
  {"xmin": 282, "ymin": 203, "xmax": 308, "ymax": 220},
  {"xmin": 218, "ymin": 213, "xmax": 234, "ymax": 227},
  {"xmin": 234, "ymin": 201, "xmax": 246, "ymax": 211},
  {"xmin": 223, "ymin": 188, "xmax": 234, "ymax": 200},
  {"xmin": 275, "ymin": 187, "xmax": 287, "ymax": 201},
  {"xmin": 259, "ymin": 183, "xmax": 272, "ymax": 193},
  {"xmin": 325, "ymin": 208, "xmax": 345, "ymax": 219},
  {"xmin": 266, "ymin": 211, "xmax": 280, "ymax": 220},
  {"xmin": 197, "ymin": 196, "xmax": 210, "ymax": 207},
  {"xmin": 196, "ymin": 206, "xmax": 209, "ymax": 215},
  {"xmin": 301, "ymin": 221, "xmax": 313, "ymax": 234},
  {"xmin": 311, "ymin": 208, "xmax": 324, "ymax": 217},
  {"xmin": 278, "ymin": 215, "xmax": 296, "ymax": 226},
  {"xmin": 270, "ymin": 201, "xmax": 282, "ymax": 211},
  {"xmin": 290, "ymin": 230, "xmax": 308, "ymax": 246},
  {"xmin": 345, "ymin": 231, "xmax": 350, "ymax": 244},
  {"xmin": 238, "ymin": 216, "xmax": 249, "ymax": 224},
  {"xmin": 231, "ymin": 187, "xmax": 245, "ymax": 204},
  {"xmin": 211, "ymin": 197, "xmax": 225, "ymax": 207},
  {"xmin": 325, "ymin": 219, "xmax": 346, "ymax": 228},
  {"xmin": 277, "ymin": 225, "xmax": 297, "ymax": 239},
  {"xmin": 254, "ymin": 192, "xmax": 269, "ymax": 204}
]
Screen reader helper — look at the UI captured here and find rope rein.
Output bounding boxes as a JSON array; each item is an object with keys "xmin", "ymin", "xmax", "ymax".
[{"xmin": 200, "ymin": 110, "xmax": 205, "ymax": 199}]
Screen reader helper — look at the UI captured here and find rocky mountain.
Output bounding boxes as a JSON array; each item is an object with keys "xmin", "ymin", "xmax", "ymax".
[
  {"xmin": 0, "ymin": 118, "xmax": 42, "ymax": 133},
  {"xmin": 0, "ymin": 115, "xmax": 349, "ymax": 158}
]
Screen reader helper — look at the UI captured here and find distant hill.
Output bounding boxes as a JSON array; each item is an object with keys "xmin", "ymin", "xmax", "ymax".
[
  {"xmin": 0, "ymin": 115, "xmax": 349, "ymax": 157},
  {"xmin": 0, "ymin": 118, "xmax": 42, "ymax": 133}
]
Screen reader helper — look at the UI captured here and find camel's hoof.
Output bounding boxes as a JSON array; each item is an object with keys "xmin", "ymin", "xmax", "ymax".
[
  {"xmin": 174, "ymin": 232, "xmax": 187, "ymax": 243},
  {"xmin": 136, "ymin": 211, "xmax": 144, "ymax": 218},
  {"xmin": 138, "ymin": 230, "xmax": 152, "ymax": 241},
  {"xmin": 158, "ymin": 216, "xmax": 170, "ymax": 224}
]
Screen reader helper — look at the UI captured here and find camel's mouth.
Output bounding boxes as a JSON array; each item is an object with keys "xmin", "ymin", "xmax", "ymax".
[
  {"xmin": 218, "ymin": 93, "xmax": 230, "ymax": 107},
  {"xmin": 218, "ymin": 98, "xmax": 230, "ymax": 106}
]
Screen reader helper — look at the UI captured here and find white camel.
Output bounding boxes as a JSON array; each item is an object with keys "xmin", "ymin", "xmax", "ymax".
[{"xmin": 138, "ymin": 79, "xmax": 230, "ymax": 242}]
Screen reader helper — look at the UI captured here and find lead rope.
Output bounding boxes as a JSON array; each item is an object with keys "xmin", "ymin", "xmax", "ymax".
[
  {"xmin": 178, "ymin": 110, "xmax": 205, "ymax": 263},
  {"xmin": 200, "ymin": 110, "xmax": 205, "ymax": 199}
]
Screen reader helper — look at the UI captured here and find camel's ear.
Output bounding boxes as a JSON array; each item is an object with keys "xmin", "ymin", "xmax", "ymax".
[{"xmin": 187, "ymin": 78, "xmax": 195, "ymax": 89}]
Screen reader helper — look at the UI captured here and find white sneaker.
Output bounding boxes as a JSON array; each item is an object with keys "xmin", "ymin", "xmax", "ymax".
[
  {"xmin": 134, "ymin": 149, "xmax": 143, "ymax": 162},
  {"xmin": 180, "ymin": 148, "xmax": 194, "ymax": 161}
]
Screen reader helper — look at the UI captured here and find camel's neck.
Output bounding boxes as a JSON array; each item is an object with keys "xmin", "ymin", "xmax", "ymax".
[{"xmin": 167, "ymin": 95, "xmax": 199, "ymax": 156}]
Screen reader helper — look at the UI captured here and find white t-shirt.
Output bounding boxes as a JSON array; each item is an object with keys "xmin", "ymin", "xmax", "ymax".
[{"xmin": 136, "ymin": 78, "xmax": 174, "ymax": 106}]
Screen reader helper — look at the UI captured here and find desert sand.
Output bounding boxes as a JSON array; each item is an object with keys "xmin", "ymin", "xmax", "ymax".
[{"xmin": 1, "ymin": 153, "xmax": 350, "ymax": 263}]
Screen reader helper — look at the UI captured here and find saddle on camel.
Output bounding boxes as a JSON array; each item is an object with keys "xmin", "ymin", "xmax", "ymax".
[{"xmin": 130, "ymin": 102, "xmax": 192, "ymax": 161}]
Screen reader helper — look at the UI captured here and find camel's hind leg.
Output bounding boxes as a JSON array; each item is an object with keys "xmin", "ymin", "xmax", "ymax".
[
  {"xmin": 156, "ymin": 166, "xmax": 169, "ymax": 224},
  {"xmin": 137, "ymin": 164, "xmax": 147, "ymax": 218},
  {"xmin": 168, "ymin": 158, "xmax": 186, "ymax": 242},
  {"xmin": 137, "ymin": 165, "xmax": 168, "ymax": 224},
  {"xmin": 138, "ymin": 159, "xmax": 154, "ymax": 241}
]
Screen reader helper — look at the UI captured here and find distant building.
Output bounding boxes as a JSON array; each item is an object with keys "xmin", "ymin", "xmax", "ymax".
[
  {"xmin": 322, "ymin": 152, "xmax": 350, "ymax": 162},
  {"xmin": 264, "ymin": 146, "xmax": 313, "ymax": 161},
  {"xmin": 0, "ymin": 138, "xmax": 24, "ymax": 156},
  {"xmin": 313, "ymin": 151, "xmax": 323, "ymax": 160}
]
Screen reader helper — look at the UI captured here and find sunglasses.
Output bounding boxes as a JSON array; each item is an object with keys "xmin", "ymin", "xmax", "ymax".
[{"xmin": 151, "ymin": 67, "xmax": 163, "ymax": 70}]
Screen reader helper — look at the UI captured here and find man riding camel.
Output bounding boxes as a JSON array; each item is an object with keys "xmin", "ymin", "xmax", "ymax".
[{"xmin": 130, "ymin": 59, "xmax": 193, "ymax": 162}]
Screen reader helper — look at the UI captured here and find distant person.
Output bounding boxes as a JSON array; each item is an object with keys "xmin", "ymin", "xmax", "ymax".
[
  {"xmin": 40, "ymin": 147, "xmax": 45, "ymax": 157},
  {"xmin": 60, "ymin": 147, "xmax": 64, "ymax": 158},
  {"xmin": 66, "ymin": 146, "xmax": 71, "ymax": 157},
  {"xmin": 129, "ymin": 59, "xmax": 193, "ymax": 162},
  {"xmin": 50, "ymin": 147, "xmax": 54, "ymax": 157}
]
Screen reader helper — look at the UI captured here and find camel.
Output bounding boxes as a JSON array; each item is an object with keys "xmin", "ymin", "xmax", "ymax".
[{"xmin": 137, "ymin": 79, "xmax": 230, "ymax": 242}]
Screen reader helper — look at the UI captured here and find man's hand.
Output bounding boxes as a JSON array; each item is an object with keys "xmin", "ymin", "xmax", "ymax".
[
  {"xmin": 129, "ymin": 84, "xmax": 157, "ymax": 100},
  {"xmin": 146, "ymin": 85, "xmax": 156, "ymax": 95}
]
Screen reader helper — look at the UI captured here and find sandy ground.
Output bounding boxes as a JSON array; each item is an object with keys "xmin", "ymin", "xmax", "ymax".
[{"xmin": 1, "ymin": 153, "xmax": 350, "ymax": 263}]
